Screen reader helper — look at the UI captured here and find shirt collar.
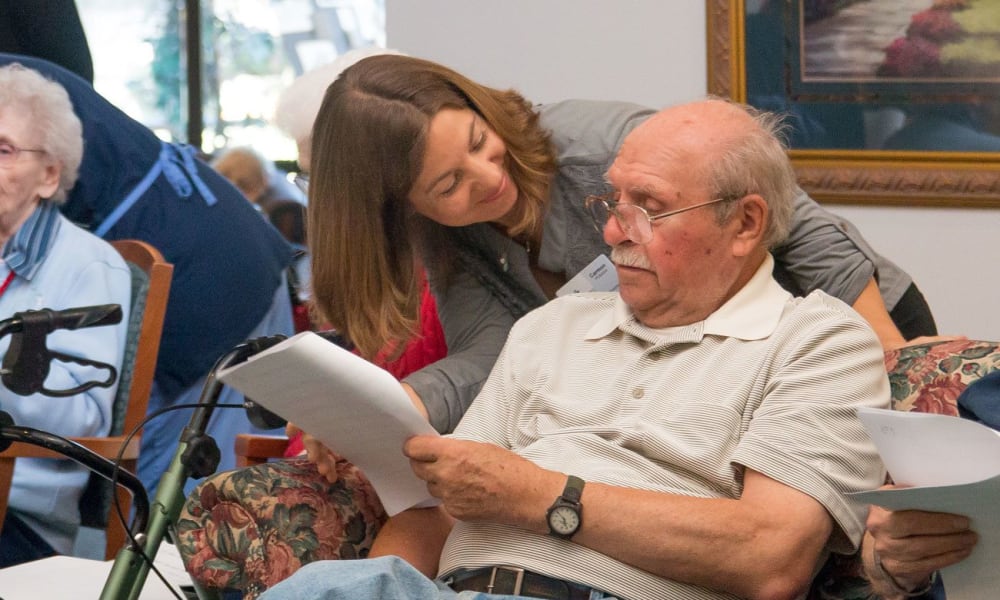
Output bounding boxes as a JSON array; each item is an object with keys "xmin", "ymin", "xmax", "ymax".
[
  {"xmin": 2, "ymin": 202, "xmax": 63, "ymax": 281},
  {"xmin": 585, "ymin": 254, "xmax": 791, "ymax": 343}
]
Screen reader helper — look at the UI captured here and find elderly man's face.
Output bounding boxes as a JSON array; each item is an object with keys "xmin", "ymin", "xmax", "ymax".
[
  {"xmin": 0, "ymin": 103, "xmax": 59, "ymax": 239},
  {"xmin": 603, "ymin": 104, "xmax": 753, "ymax": 328}
]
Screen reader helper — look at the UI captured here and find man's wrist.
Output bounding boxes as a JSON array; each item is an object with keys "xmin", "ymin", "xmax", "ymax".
[{"xmin": 871, "ymin": 547, "xmax": 936, "ymax": 598}]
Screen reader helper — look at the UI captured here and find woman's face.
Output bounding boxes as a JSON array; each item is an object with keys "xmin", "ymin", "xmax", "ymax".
[
  {"xmin": 407, "ymin": 107, "xmax": 519, "ymax": 228},
  {"xmin": 0, "ymin": 104, "xmax": 58, "ymax": 235}
]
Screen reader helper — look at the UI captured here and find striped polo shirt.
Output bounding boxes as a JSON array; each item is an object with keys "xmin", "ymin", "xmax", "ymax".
[{"xmin": 440, "ymin": 255, "xmax": 889, "ymax": 600}]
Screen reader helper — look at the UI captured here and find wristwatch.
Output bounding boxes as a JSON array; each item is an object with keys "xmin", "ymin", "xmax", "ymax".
[{"xmin": 546, "ymin": 475, "xmax": 585, "ymax": 539}]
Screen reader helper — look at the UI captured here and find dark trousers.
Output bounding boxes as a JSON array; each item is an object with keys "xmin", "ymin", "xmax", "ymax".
[
  {"xmin": 0, "ymin": 511, "xmax": 57, "ymax": 568},
  {"xmin": 890, "ymin": 283, "xmax": 938, "ymax": 341}
]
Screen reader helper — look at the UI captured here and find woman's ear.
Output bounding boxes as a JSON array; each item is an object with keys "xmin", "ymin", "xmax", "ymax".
[
  {"xmin": 730, "ymin": 193, "xmax": 767, "ymax": 257},
  {"xmin": 35, "ymin": 162, "xmax": 61, "ymax": 200}
]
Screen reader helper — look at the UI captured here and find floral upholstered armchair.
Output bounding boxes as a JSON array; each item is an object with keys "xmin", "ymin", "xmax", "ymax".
[{"xmin": 175, "ymin": 339, "xmax": 1000, "ymax": 599}]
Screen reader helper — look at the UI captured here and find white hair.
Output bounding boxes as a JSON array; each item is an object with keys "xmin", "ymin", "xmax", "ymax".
[
  {"xmin": 273, "ymin": 47, "xmax": 405, "ymax": 144},
  {"xmin": 0, "ymin": 63, "xmax": 83, "ymax": 203}
]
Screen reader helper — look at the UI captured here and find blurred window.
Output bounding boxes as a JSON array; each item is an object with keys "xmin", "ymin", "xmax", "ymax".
[{"xmin": 77, "ymin": 0, "xmax": 385, "ymax": 163}]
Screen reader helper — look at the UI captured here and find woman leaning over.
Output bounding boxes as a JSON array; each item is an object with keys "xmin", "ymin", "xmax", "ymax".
[
  {"xmin": 308, "ymin": 54, "xmax": 935, "ymax": 436},
  {"xmin": 179, "ymin": 54, "xmax": 937, "ymax": 596}
]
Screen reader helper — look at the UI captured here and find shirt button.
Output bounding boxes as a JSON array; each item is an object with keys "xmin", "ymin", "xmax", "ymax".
[{"xmin": 632, "ymin": 388, "xmax": 644, "ymax": 399}]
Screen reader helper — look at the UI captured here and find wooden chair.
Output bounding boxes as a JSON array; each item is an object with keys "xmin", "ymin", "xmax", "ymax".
[
  {"xmin": 0, "ymin": 239, "xmax": 173, "ymax": 560},
  {"xmin": 234, "ymin": 434, "xmax": 290, "ymax": 468}
]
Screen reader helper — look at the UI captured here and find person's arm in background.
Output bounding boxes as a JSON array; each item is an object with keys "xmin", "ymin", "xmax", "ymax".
[
  {"xmin": 0, "ymin": 0, "xmax": 94, "ymax": 83},
  {"xmin": 862, "ymin": 501, "xmax": 977, "ymax": 599}
]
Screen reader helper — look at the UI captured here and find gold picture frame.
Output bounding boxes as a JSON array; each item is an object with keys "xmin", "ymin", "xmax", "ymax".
[{"xmin": 706, "ymin": 0, "xmax": 1000, "ymax": 207}]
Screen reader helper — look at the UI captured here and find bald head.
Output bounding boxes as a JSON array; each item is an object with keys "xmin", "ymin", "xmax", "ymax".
[
  {"xmin": 603, "ymin": 98, "xmax": 797, "ymax": 326},
  {"xmin": 619, "ymin": 97, "xmax": 797, "ymax": 250},
  {"xmin": 648, "ymin": 98, "xmax": 756, "ymax": 149}
]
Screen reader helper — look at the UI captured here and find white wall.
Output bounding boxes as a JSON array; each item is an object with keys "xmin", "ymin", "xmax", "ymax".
[
  {"xmin": 827, "ymin": 205, "xmax": 1000, "ymax": 340},
  {"xmin": 387, "ymin": 0, "xmax": 704, "ymax": 108},
  {"xmin": 387, "ymin": 0, "xmax": 999, "ymax": 341}
]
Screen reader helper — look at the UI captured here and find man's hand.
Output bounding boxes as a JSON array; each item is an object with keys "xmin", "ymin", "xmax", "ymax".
[
  {"xmin": 285, "ymin": 422, "xmax": 342, "ymax": 483},
  {"xmin": 404, "ymin": 436, "xmax": 559, "ymax": 529},
  {"xmin": 864, "ymin": 502, "xmax": 977, "ymax": 594}
]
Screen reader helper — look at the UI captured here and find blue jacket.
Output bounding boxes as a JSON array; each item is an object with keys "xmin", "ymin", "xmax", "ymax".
[
  {"xmin": 0, "ymin": 53, "xmax": 293, "ymax": 400},
  {"xmin": 1, "ymin": 204, "xmax": 131, "ymax": 553},
  {"xmin": 957, "ymin": 370, "xmax": 1000, "ymax": 431}
]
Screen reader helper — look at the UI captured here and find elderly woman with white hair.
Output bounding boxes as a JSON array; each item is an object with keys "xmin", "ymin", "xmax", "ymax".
[{"xmin": 0, "ymin": 62, "xmax": 131, "ymax": 567}]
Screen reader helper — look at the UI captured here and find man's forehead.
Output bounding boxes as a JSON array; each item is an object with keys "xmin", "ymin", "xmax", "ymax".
[
  {"xmin": 643, "ymin": 101, "xmax": 750, "ymax": 147},
  {"xmin": 610, "ymin": 129, "xmax": 702, "ymax": 189}
]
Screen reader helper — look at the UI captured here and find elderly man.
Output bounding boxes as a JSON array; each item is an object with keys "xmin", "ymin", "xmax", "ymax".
[{"xmin": 258, "ymin": 98, "xmax": 889, "ymax": 600}]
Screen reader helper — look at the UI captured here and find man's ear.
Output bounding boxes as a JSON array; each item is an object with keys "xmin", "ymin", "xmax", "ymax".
[{"xmin": 730, "ymin": 194, "xmax": 767, "ymax": 257}]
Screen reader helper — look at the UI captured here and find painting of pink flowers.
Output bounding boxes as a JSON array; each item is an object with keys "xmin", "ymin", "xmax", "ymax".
[{"xmin": 801, "ymin": 0, "xmax": 1000, "ymax": 82}]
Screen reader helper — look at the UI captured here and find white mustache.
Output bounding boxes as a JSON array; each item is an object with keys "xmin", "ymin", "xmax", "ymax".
[{"xmin": 610, "ymin": 246, "xmax": 652, "ymax": 270}]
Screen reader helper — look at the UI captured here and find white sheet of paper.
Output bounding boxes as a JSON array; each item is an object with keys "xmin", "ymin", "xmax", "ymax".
[
  {"xmin": 217, "ymin": 331, "xmax": 439, "ymax": 515},
  {"xmin": 857, "ymin": 406, "xmax": 1000, "ymax": 487},
  {"xmin": 851, "ymin": 407, "xmax": 1000, "ymax": 600},
  {"xmin": 0, "ymin": 543, "xmax": 190, "ymax": 599}
]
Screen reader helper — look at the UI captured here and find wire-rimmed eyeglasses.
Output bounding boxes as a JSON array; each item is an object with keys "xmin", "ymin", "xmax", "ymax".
[
  {"xmin": 584, "ymin": 193, "xmax": 736, "ymax": 245},
  {"xmin": 0, "ymin": 141, "xmax": 46, "ymax": 168}
]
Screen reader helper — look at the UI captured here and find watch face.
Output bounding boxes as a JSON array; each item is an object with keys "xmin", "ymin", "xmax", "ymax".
[{"xmin": 548, "ymin": 505, "xmax": 580, "ymax": 535}]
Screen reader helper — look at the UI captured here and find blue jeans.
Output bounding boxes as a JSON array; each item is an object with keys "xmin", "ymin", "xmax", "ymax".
[
  {"xmin": 0, "ymin": 511, "xmax": 56, "ymax": 568},
  {"xmin": 258, "ymin": 556, "xmax": 618, "ymax": 600}
]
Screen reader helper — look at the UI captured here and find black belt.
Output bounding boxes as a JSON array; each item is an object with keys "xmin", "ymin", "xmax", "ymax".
[{"xmin": 449, "ymin": 566, "xmax": 596, "ymax": 600}]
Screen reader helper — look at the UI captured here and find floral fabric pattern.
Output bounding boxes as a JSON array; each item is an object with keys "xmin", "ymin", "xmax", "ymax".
[
  {"xmin": 176, "ymin": 456, "xmax": 386, "ymax": 599},
  {"xmin": 177, "ymin": 340, "xmax": 1000, "ymax": 599}
]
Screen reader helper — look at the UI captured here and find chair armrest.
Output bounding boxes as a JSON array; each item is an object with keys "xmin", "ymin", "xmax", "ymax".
[
  {"xmin": 234, "ymin": 434, "xmax": 290, "ymax": 467},
  {"xmin": 0, "ymin": 436, "xmax": 140, "ymax": 460}
]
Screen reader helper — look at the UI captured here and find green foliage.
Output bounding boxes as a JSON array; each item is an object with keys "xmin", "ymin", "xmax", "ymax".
[
  {"xmin": 941, "ymin": 35, "xmax": 1000, "ymax": 63},
  {"xmin": 950, "ymin": 0, "xmax": 1000, "ymax": 34},
  {"xmin": 941, "ymin": 0, "xmax": 1000, "ymax": 66}
]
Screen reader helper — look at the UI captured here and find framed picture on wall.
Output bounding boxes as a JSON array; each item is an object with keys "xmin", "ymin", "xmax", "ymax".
[{"xmin": 706, "ymin": 0, "xmax": 1000, "ymax": 207}]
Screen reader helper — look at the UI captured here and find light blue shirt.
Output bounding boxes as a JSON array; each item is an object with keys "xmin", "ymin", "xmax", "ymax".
[{"xmin": 0, "ymin": 202, "xmax": 131, "ymax": 553}]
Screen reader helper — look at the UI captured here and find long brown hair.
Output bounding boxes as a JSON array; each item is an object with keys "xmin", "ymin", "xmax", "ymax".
[{"xmin": 308, "ymin": 55, "xmax": 556, "ymax": 359}]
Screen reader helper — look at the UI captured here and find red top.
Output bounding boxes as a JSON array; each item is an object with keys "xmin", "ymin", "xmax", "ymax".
[{"xmin": 284, "ymin": 277, "xmax": 447, "ymax": 456}]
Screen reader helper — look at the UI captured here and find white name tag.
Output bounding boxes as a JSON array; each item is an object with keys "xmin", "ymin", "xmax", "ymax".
[{"xmin": 556, "ymin": 254, "xmax": 619, "ymax": 297}]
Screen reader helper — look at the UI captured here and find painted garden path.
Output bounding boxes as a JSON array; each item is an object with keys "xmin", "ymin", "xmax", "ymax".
[{"xmin": 803, "ymin": 0, "xmax": 934, "ymax": 78}]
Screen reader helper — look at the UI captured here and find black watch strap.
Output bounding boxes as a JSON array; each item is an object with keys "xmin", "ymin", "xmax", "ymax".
[{"xmin": 562, "ymin": 475, "xmax": 584, "ymax": 504}]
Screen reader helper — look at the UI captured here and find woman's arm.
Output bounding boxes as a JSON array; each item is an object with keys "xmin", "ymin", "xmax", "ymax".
[
  {"xmin": 851, "ymin": 278, "xmax": 906, "ymax": 349},
  {"xmin": 402, "ymin": 267, "xmax": 518, "ymax": 433}
]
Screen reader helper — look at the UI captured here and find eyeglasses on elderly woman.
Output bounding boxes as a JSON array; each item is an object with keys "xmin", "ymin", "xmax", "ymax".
[
  {"xmin": 584, "ymin": 193, "xmax": 737, "ymax": 245},
  {"xmin": 0, "ymin": 141, "xmax": 46, "ymax": 168}
]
